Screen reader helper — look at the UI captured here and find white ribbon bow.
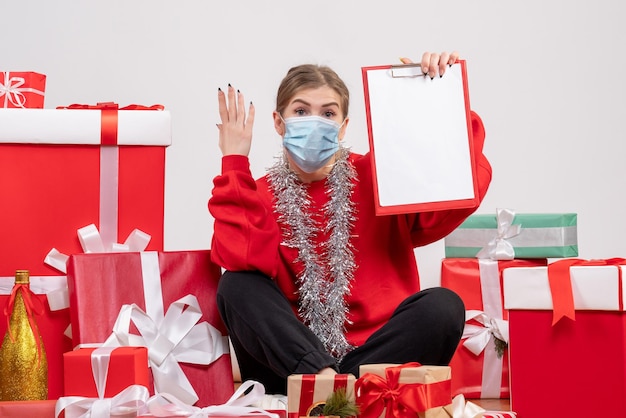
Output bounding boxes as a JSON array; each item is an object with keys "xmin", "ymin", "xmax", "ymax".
[
  {"xmin": 476, "ymin": 208, "xmax": 521, "ymax": 260},
  {"xmin": 45, "ymin": 224, "xmax": 151, "ymax": 275},
  {"xmin": 462, "ymin": 310, "xmax": 509, "ymax": 356},
  {"xmin": 55, "ymin": 384, "xmax": 149, "ymax": 418},
  {"xmin": 450, "ymin": 394, "xmax": 515, "ymax": 418},
  {"xmin": 102, "ymin": 294, "xmax": 229, "ymax": 406},
  {"xmin": 0, "ymin": 74, "xmax": 26, "ymax": 107},
  {"xmin": 0, "ymin": 275, "xmax": 68, "ymax": 311},
  {"xmin": 145, "ymin": 380, "xmax": 280, "ymax": 418},
  {"xmin": 1, "ymin": 72, "xmax": 42, "ymax": 107},
  {"xmin": 451, "ymin": 394, "xmax": 487, "ymax": 418}
]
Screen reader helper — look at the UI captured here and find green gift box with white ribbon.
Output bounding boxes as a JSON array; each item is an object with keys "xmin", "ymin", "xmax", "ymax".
[{"xmin": 444, "ymin": 209, "xmax": 578, "ymax": 259}]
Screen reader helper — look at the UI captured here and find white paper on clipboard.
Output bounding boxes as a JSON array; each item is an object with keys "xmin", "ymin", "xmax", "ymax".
[{"xmin": 362, "ymin": 61, "xmax": 478, "ymax": 215}]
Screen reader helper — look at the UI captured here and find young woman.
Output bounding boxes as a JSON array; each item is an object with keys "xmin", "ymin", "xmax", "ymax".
[{"xmin": 209, "ymin": 51, "xmax": 492, "ymax": 394}]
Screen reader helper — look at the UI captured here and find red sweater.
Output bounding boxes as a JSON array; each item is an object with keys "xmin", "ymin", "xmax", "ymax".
[{"xmin": 209, "ymin": 111, "xmax": 492, "ymax": 347}]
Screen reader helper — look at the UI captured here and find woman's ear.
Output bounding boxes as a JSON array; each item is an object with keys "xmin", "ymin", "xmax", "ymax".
[
  {"xmin": 338, "ymin": 117, "xmax": 350, "ymax": 141},
  {"xmin": 273, "ymin": 111, "xmax": 284, "ymax": 136}
]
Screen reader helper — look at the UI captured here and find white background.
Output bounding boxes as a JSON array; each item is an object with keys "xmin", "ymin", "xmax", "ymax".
[{"xmin": 3, "ymin": 0, "xmax": 624, "ymax": 289}]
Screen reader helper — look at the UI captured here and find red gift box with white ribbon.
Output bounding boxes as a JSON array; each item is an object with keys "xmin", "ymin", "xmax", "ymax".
[
  {"xmin": 63, "ymin": 346, "xmax": 150, "ymax": 398},
  {"xmin": 0, "ymin": 103, "xmax": 170, "ymax": 277},
  {"xmin": 441, "ymin": 258, "xmax": 546, "ymax": 399},
  {"xmin": 0, "ymin": 71, "xmax": 46, "ymax": 108},
  {"xmin": 66, "ymin": 250, "xmax": 234, "ymax": 408},
  {"xmin": 503, "ymin": 258, "xmax": 626, "ymax": 418},
  {"xmin": 56, "ymin": 346, "xmax": 150, "ymax": 418}
]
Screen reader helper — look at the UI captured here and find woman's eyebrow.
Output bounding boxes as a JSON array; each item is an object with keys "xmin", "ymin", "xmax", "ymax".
[
  {"xmin": 290, "ymin": 98, "xmax": 339, "ymax": 108},
  {"xmin": 290, "ymin": 98, "xmax": 311, "ymax": 107}
]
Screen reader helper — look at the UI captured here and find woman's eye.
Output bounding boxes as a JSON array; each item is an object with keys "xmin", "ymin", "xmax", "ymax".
[
  {"xmin": 294, "ymin": 108, "xmax": 306, "ymax": 116},
  {"xmin": 323, "ymin": 111, "xmax": 336, "ymax": 118}
]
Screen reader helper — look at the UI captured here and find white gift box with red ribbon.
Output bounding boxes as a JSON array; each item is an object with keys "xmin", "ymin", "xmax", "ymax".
[{"xmin": 0, "ymin": 103, "xmax": 170, "ymax": 278}]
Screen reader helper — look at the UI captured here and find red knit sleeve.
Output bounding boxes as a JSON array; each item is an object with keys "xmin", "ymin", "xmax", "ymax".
[
  {"xmin": 208, "ymin": 155, "xmax": 280, "ymax": 277},
  {"xmin": 408, "ymin": 111, "xmax": 493, "ymax": 247}
]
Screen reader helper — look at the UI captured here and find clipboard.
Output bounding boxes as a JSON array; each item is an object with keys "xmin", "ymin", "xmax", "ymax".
[{"xmin": 362, "ymin": 60, "xmax": 479, "ymax": 216}]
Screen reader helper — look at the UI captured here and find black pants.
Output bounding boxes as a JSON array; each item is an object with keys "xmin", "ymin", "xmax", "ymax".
[{"xmin": 216, "ymin": 270, "xmax": 465, "ymax": 395}]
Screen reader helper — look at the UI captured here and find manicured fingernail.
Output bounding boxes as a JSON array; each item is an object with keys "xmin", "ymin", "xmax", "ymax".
[
  {"xmin": 218, "ymin": 87, "xmax": 222, "ymax": 91},
  {"xmin": 237, "ymin": 89, "xmax": 240, "ymax": 93}
]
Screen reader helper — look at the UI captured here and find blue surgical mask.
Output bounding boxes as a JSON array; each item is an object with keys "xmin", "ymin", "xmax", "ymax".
[{"xmin": 281, "ymin": 115, "xmax": 342, "ymax": 173}]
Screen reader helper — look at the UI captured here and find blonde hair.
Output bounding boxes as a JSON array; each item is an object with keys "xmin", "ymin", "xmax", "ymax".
[{"xmin": 276, "ymin": 64, "xmax": 350, "ymax": 119}]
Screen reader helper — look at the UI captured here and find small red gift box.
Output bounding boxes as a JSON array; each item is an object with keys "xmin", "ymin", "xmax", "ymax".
[
  {"xmin": 440, "ymin": 258, "xmax": 546, "ymax": 399},
  {"xmin": 0, "ymin": 400, "xmax": 56, "ymax": 418},
  {"xmin": 66, "ymin": 250, "xmax": 233, "ymax": 408},
  {"xmin": 287, "ymin": 374, "xmax": 356, "ymax": 418},
  {"xmin": 0, "ymin": 71, "xmax": 46, "ymax": 108},
  {"xmin": 0, "ymin": 104, "xmax": 170, "ymax": 277},
  {"xmin": 0, "ymin": 275, "xmax": 71, "ymax": 400},
  {"xmin": 503, "ymin": 259, "xmax": 626, "ymax": 418},
  {"xmin": 63, "ymin": 346, "xmax": 150, "ymax": 398}
]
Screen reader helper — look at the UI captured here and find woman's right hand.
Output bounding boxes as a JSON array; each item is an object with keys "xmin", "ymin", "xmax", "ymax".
[{"xmin": 217, "ymin": 84, "xmax": 255, "ymax": 156}]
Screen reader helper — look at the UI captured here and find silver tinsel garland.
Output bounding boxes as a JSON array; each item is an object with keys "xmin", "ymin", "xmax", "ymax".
[{"xmin": 267, "ymin": 147, "xmax": 357, "ymax": 360}]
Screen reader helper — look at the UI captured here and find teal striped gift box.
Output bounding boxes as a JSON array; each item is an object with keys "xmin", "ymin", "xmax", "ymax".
[{"xmin": 444, "ymin": 211, "xmax": 578, "ymax": 259}]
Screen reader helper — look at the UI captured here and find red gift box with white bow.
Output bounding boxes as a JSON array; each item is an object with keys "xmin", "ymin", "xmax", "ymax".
[
  {"xmin": 0, "ymin": 103, "xmax": 170, "ymax": 277},
  {"xmin": 0, "ymin": 71, "xmax": 46, "ymax": 108},
  {"xmin": 440, "ymin": 258, "xmax": 546, "ymax": 399},
  {"xmin": 57, "ymin": 346, "xmax": 151, "ymax": 418},
  {"xmin": 66, "ymin": 249, "xmax": 234, "ymax": 408},
  {"xmin": 63, "ymin": 346, "xmax": 150, "ymax": 398}
]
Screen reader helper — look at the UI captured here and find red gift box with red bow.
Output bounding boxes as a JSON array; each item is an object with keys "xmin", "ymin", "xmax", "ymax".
[{"xmin": 503, "ymin": 258, "xmax": 626, "ymax": 418}]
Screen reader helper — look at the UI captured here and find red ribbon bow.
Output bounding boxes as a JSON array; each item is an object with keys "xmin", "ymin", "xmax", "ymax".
[
  {"xmin": 4, "ymin": 283, "xmax": 45, "ymax": 361},
  {"xmin": 355, "ymin": 362, "xmax": 451, "ymax": 418},
  {"xmin": 55, "ymin": 102, "xmax": 164, "ymax": 145},
  {"xmin": 548, "ymin": 257, "xmax": 626, "ymax": 325}
]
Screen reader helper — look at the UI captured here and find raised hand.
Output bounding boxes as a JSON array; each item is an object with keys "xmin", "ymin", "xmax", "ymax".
[{"xmin": 217, "ymin": 84, "xmax": 255, "ymax": 156}]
